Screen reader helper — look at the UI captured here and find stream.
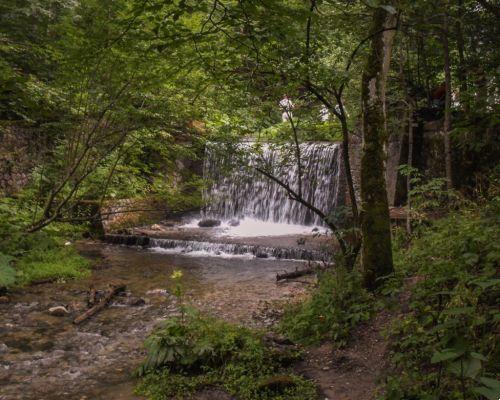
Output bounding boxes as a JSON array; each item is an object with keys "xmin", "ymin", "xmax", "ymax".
[{"xmin": 0, "ymin": 242, "xmax": 307, "ymax": 400}]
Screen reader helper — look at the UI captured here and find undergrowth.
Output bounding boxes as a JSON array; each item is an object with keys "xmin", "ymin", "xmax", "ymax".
[
  {"xmin": 383, "ymin": 199, "xmax": 500, "ymax": 399},
  {"xmin": 135, "ymin": 311, "xmax": 318, "ymax": 400},
  {"xmin": 14, "ymin": 244, "xmax": 90, "ymax": 285},
  {"xmin": 279, "ymin": 266, "xmax": 375, "ymax": 346},
  {"xmin": 0, "ymin": 197, "xmax": 90, "ymax": 288}
]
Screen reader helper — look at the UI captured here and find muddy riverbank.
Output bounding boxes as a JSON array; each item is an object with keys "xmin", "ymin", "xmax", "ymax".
[{"xmin": 0, "ymin": 242, "xmax": 308, "ymax": 400}]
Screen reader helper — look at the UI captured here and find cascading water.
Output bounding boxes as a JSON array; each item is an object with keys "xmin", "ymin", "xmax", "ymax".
[
  {"xmin": 103, "ymin": 234, "xmax": 325, "ymax": 261},
  {"xmin": 104, "ymin": 141, "xmax": 344, "ymax": 260},
  {"xmin": 202, "ymin": 141, "xmax": 345, "ymax": 227}
]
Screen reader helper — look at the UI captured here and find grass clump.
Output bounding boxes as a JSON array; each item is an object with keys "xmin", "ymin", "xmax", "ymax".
[
  {"xmin": 384, "ymin": 200, "xmax": 500, "ymax": 400},
  {"xmin": 0, "ymin": 252, "xmax": 16, "ymax": 288},
  {"xmin": 0, "ymin": 197, "xmax": 90, "ymax": 287},
  {"xmin": 278, "ymin": 267, "xmax": 374, "ymax": 347},
  {"xmin": 135, "ymin": 311, "xmax": 318, "ymax": 400},
  {"xmin": 15, "ymin": 244, "xmax": 90, "ymax": 285}
]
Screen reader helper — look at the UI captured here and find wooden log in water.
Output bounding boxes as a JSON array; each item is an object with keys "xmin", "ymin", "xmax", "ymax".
[
  {"xmin": 74, "ymin": 284, "xmax": 125, "ymax": 324},
  {"xmin": 276, "ymin": 264, "xmax": 328, "ymax": 281}
]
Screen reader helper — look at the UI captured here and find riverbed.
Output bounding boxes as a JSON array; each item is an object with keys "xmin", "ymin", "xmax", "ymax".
[{"xmin": 0, "ymin": 242, "xmax": 308, "ymax": 400}]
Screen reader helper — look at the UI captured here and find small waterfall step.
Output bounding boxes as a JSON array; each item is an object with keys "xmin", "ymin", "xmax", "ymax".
[{"xmin": 104, "ymin": 234, "xmax": 325, "ymax": 261}]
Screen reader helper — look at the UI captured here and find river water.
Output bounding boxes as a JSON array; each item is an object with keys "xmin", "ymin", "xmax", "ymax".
[{"xmin": 0, "ymin": 242, "xmax": 307, "ymax": 400}]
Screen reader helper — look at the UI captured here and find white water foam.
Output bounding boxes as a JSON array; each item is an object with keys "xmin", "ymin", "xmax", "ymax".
[
  {"xmin": 218, "ymin": 218, "xmax": 319, "ymax": 237},
  {"xmin": 150, "ymin": 246, "xmax": 261, "ymax": 260},
  {"xmin": 181, "ymin": 217, "xmax": 322, "ymax": 238}
]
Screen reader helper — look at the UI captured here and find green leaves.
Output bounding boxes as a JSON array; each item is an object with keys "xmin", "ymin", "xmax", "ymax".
[
  {"xmin": 279, "ymin": 267, "xmax": 374, "ymax": 346},
  {"xmin": 137, "ymin": 313, "xmax": 316, "ymax": 399},
  {"xmin": 471, "ymin": 277, "xmax": 500, "ymax": 290},
  {"xmin": 473, "ymin": 378, "xmax": 500, "ymax": 400},
  {"xmin": 387, "ymin": 203, "xmax": 499, "ymax": 398},
  {"xmin": 446, "ymin": 357, "xmax": 482, "ymax": 379},
  {"xmin": 0, "ymin": 252, "xmax": 16, "ymax": 288},
  {"xmin": 431, "ymin": 348, "xmax": 463, "ymax": 363}
]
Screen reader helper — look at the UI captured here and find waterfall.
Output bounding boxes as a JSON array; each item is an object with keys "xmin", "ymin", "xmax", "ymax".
[{"xmin": 202, "ymin": 142, "xmax": 344, "ymax": 226}]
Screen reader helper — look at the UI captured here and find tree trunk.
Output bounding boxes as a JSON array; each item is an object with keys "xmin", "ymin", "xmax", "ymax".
[
  {"xmin": 406, "ymin": 100, "xmax": 414, "ymax": 235},
  {"xmin": 360, "ymin": 6, "xmax": 396, "ymax": 290},
  {"xmin": 442, "ymin": 9, "xmax": 453, "ymax": 190},
  {"xmin": 455, "ymin": 0, "xmax": 469, "ymax": 113}
]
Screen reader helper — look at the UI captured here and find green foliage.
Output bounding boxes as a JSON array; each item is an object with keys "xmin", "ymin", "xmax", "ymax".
[
  {"xmin": 257, "ymin": 121, "xmax": 343, "ymax": 143},
  {"xmin": 384, "ymin": 200, "xmax": 500, "ymax": 399},
  {"xmin": 136, "ymin": 312, "xmax": 317, "ymax": 400},
  {"xmin": 398, "ymin": 165, "xmax": 465, "ymax": 214},
  {"xmin": 15, "ymin": 245, "xmax": 90, "ymax": 285},
  {"xmin": 279, "ymin": 267, "xmax": 374, "ymax": 346},
  {"xmin": 0, "ymin": 196, "xmax": 90, "ymax": 287},
  {"xmin": 0, "ymin": 252, "xmax": 16, "ymax": 288}
]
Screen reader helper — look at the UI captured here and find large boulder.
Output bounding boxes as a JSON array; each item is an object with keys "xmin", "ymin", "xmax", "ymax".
[{"xmin": 198, "ymin": 219, "xmax": 221, "ymax": 227}]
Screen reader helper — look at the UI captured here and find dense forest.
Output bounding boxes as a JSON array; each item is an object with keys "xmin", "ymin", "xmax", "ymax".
[{"xmin": 0, "ymin": 1, "xmax": 498, "ymax": 399}]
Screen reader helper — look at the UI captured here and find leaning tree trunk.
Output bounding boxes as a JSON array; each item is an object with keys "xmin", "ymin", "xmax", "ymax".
[{"xmin": 360, "ymin": 6, "xmax": 396, "ymax": 290}]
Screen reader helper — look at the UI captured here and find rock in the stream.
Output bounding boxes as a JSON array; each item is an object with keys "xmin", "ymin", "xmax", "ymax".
[
  {"xmin": 151, "ymin": 224, "xmax": 162, "ymax": 231},
  {"xmin": 228, "ymin": 219, "xmax": 240, "ymax": 227},
  {"xmin": 255, "ymin": 251, "xmax": 269, "ymax": 258},
  {"xmin": 0, "ymin": 296, "xmax": 10, "ymax": 304},
  {"xmin": 48, "ymin": 306, "xmax": 69, "ymax": 317},
  {"xmin": 198, "ymin": 219, "xmax": 221, "ymax": 227},
  {"xmin": 146, "ymin": 288, "xmax": 169, "ymax": 296},
  {"xmin": 0, "ymin": 343, "xmax": 9, "ymax": 354},
  {"xmin": 126, "ymin": 297, "xmax": 146, "ymax": 306},
  {"xmin": 296, "ymin": 237, "xmax": 306, "ymax": 245},
  {"xmin": 68, "ymin": 301, "xmax": 86, "ymax": 312}
]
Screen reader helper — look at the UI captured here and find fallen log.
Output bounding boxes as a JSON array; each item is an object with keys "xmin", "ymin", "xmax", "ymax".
[
  {"xmin": 74, "ymin": 284, "xmax": 125, "ymax": 324},
  {"xmin": 276, "ymin": 263, "xmax": 330, "ymax": 281}
]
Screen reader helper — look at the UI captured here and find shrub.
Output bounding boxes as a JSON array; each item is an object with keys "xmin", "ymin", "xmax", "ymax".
[
  {"xmin": 279, "ymin": 267, "xmax": 375, "ymax": 346},
  {"xmin": 0, "ymin": 197, "xmax": 90, "ymax": 287},
  {"xmin": 136, "ymin": 312, "xmax": 317, "ymax": 400},
  {"xmin": 384, "ymin": 201, "xmax": 500, "ymax": 399}
]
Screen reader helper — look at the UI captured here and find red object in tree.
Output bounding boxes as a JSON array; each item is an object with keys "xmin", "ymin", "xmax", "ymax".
[{"xmin": 431, "ymin": 83, "xmax": 446, "ymax": 101}]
